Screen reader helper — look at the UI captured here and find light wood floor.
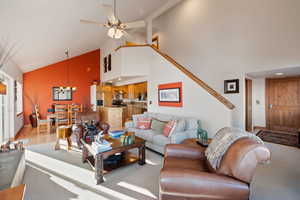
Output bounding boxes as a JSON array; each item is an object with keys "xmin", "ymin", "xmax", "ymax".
[{"xmin": 15, "ymin": 127, "xmax": 57, "ymax": 146}]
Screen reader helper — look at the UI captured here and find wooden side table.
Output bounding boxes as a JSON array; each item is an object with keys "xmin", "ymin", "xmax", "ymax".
[{"xmin": 181, "ymin": 138, "xmax": 212, "ymax": 147}]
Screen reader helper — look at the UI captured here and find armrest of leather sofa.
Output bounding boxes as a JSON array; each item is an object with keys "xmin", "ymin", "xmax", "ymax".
[
  {"xmin": 164, "ymin": 144, "xmax": 205, "ymax": 160},
  {"xmin": 160, "ymin": 168, "xmax": 249, "ymax": 198}
]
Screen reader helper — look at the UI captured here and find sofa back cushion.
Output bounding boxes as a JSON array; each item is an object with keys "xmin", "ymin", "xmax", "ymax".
[
  {"xmin": 145, "ymin": 112, "xmax": 174, "ymax": 122},
  {"xmin": 151, "ymin": 119, "xmax": 167, "ymax": 134},
  {"xmin": 136, "ymin": 117, "xmax": 152, "ymax": 130},
  {"xmin": 185, "ymin": 118, "xmax": 199, "ymax": 130}
]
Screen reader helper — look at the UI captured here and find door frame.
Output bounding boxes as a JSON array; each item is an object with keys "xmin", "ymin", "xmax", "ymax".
[
  {"xmin": 245, "ymin": 78, "xmax": 253, "ymax": 132},
  {"xmin": 265, "ymin": 78, "xmax": 271, "ymax": 130}
]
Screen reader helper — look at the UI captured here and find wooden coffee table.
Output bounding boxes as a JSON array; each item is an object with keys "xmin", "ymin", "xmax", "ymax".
[{"xmin": 81, "ymin": 133, "xmax": 146, "ymax": 184}]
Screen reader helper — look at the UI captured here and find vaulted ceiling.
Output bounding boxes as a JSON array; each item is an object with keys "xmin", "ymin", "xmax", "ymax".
[{"xmin": 0, "ymin": 0, "xmax": 168, "ymax": 72}]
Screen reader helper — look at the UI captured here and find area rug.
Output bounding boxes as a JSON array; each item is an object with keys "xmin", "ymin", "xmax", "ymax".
[
  {"xmin": 22, "ymin": 142, "xmax": 300, "ymax": 200},
  {"xmin": 257, "ymin": 130, "xmax": 299, "ymax": 148},
  {"xmin": 23, "ymin": 142, "xmax": 163, "ymax": 200}
]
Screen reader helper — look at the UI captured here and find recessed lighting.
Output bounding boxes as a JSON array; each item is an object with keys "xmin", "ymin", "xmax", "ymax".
[
  {"xmin": 275, "ymin": 72, "xmax": 284, "ymax": 76},
  {"xmin": 118, "ymin": 77, "xmax": 122, "ymax": 81}
]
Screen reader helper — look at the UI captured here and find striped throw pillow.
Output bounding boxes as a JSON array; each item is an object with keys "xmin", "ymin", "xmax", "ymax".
[
  {"xmin": 136, "ymin": 117, "xmax": 152, "ymax": 130},
  {"xmin": 163, "ymin": 120, "xmax": 177, "ymax": 137}
]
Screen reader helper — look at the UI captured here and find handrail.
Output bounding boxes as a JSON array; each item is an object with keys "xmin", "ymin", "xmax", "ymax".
[{"xmin": 115, "ymin": 44, "xmax": 235, "ymax": 110}]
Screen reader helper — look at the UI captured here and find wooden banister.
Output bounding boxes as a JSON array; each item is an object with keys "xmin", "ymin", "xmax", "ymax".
[{"xmin": 115, "ymin": 44, "xmax": 235, "ymax": 110}]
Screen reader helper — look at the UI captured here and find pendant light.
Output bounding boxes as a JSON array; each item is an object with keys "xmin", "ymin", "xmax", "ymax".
[{"xmin": 59, "ymin": 50, "xmax": 76, "ymax": 93}]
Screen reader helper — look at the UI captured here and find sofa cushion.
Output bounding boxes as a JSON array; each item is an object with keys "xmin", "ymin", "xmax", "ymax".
[
  {"xmin": 163, "ymin": 120, "xmax": 177, "ymax": 137},
  {"xmin": 174, "ymin": 119, "xmax": 186, "ymax": 132},
  {"xmin": 163, "ymin": 157, "xmax": 208, "ymax": 171},
  {"xmin": 136, "ymin": 117, "xmax": 152, "ymax": 130},
  {"xmin": 185, "ymin": 118, "xmax": 198, "ymax": 130},
  {"xmin": 151, "ymin": 119, "xmax": 167, "ymax": 133},
  {"xmin": 145, "ymin": 112, "xmax": 174, "ymax": 122},
  {"xmin": 132, "ymin": 114, "xmax": 146, "ymax": 127},
  {"xmin": 134, "ymin": 129, "xmax": 161, "ymax": 143},
  {"xmin": 153, "ymin": 134, "xmax": 172, "ymax": 146}
]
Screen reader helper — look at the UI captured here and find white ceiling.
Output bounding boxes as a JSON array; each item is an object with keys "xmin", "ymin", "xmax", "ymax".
[
  {"xmin": 0, "ymin": 0, "xmax": 168, "ymax": 72},
  {"xmin": 247, "ymin": 66, "xmax": 300, "ymax": 78}
]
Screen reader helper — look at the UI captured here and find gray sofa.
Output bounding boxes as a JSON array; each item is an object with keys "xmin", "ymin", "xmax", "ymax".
[{"xmin": 125, "ymin": 112, "xmax": 203, "ymax": 154}]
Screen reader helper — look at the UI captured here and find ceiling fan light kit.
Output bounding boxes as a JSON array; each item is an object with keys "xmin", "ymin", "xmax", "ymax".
[
  {"xmin": 108, "ymin": 27, "xmax": 124, "ymax": 39},
  {"xmin": 80, "ymin": 0, "xmax": 145, "ymax": 39}
]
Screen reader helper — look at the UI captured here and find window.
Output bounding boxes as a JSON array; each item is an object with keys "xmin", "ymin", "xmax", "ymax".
[
  {"xmin": 0, "ymin": 73, "xmax": 11, "ymax": 143},
  {"xmin": 15, "ymin": 81, "xmax": 23, "ymax": 115}
]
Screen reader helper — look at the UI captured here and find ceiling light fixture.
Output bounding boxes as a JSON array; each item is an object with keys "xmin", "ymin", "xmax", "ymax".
[
  {"xmin": 58, "ymin": 50, "xmax": 76, "ymax": 93},
  {"xmin": 275, "ymin": 72, "xmax": 284, "ymax": 76},
  {"xmin": 80, "ymin": 0, "xmax": 146, "ymax": 40},
  {"xmin": 107, "ymin": 27, "xmax": 124, "ymax": 39}
]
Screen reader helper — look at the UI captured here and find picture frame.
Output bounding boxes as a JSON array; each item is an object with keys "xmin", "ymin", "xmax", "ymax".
[
  {"xmin": 224, "ymin": 79, "xmax": 239, "ymax": 94},
  {"xmin": 52, "ymin": 87, "xmax": 72, "ymax": 101},
  {"xmin": 108, "ymin": 54, "xmax": 112, "ymax": 71},
  {"xmin": 159, "ymin": 88, "xmax": 180, "ymax": 103},
  {"xmin": 158, "ymin": 82, "xmax": 183, "ymax": 107},
  {"xmin": 104, "ymin": 57, "xmax": 107, "ymax": 73}
]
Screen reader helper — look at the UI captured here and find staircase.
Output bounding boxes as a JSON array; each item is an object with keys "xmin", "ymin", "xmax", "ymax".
[{"xmin": 115, "ymin": 44, "xmax": 235, "ymax": 110}]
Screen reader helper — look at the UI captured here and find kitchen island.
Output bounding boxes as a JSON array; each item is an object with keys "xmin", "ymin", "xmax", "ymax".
[{"xmin": 99, "ymin": 106, "xmax": 128, "ymax": 130}]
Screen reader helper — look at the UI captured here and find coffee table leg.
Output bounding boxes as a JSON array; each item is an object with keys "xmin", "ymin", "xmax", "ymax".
[
  {"xmin": 95, "ymin": 154, "xmax": 104, "ymax": 184},
  {"xmin": 82, "ymin": 145, "xmax": 88, "ymax": 163},
  {"xmin": 138, "ymin": 144, "xmax": 146, "ymax": 165}
]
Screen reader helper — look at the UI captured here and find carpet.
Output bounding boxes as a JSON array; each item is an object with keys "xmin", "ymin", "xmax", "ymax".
[
  {"xmin": 257, "ymin": 130, "xmax": 299, "ymax": 147},
  {"xmin": 22, "ymin": 142, "xmax": 300, "ymax": 200}
]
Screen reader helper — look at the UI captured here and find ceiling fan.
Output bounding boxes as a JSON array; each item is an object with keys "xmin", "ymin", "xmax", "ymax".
[{"xmin": 80, "ymin": 0, "xmax": 145, "ymax": 39}]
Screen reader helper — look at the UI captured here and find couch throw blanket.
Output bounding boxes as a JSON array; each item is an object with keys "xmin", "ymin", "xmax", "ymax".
[{"xmin": 205, "ymin": 127, "xmax": 264, "ymax": 170}]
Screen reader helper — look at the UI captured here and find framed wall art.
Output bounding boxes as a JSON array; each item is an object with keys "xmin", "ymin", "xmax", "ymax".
[
  {"xmin": 158, "ymin": 82, "xmax": 183, "ymax": 107},
  {"xmin": 52, "ymin": 87, "xmax": 72, "ymax": 101},
  {"xmin": 108, "ymin": 54, "xmax": 112, "ymax": 71},
  {"xmin": 104, "ymin": 56, "xmax": 107, "ymax": 73},
  {"xmin": 224, "ymin": 79, "xmax": 239, "ymax": 94}
]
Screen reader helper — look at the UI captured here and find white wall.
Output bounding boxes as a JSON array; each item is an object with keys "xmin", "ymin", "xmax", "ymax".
[
  {"xmin": 130, "ymin": 47, "xmax": 232, "ymax": 136},
  {"xmin": 1, "ymin": 60, "xmax": 24, "ymax": 136},
  {"xmin": 100, "ymin": 31, "xmax": 146, "ymax": 82},
  {"xmin": 153, "ymin": 0, "xmax": 300, "ymax": 130},
  {"xmin": 252, "ymin": 78, "xmax": 266, "ymax": 127}
]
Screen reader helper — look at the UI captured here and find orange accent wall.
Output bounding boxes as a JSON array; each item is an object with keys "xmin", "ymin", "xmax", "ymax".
[{"xmin": 23, "ymin": 49, "xmax": 100, "ymax": 125}]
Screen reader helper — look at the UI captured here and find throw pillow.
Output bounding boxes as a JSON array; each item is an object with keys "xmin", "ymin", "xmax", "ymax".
[
  {"xmin": 136, "ymin": 117, "xmax": 152, "ymax": 130},
  {"xmin": 151, "ymin": 119, "xmax": 167, "ymax": 133},
  {"xmin": 133, "ymin": 114, "xmax": 146, "ymax": 127},
  {"xmin": 163, "ymin": 120, "xmax": 177, "ymax": 137}
]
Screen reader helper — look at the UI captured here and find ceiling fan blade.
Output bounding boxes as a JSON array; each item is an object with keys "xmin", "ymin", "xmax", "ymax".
[
  {"xmin": 100, "ymin": 3, "xmax": 118, "ymax": 24},
  {"xmin": 123, "ymin": 31, "xmax": 136, "ymax": 41},
  {"xmin": 80, "ymin": 19, "xmax": 106, "ymax": 26},
  {"xmin": 123, "ymin": 20, "xmax": 146, "ymax": 29}
]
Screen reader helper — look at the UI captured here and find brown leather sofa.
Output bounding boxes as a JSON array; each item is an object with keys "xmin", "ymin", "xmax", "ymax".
[{"xmin": 159, "ymin": 138, "xmax": 270, "ymax": 200}]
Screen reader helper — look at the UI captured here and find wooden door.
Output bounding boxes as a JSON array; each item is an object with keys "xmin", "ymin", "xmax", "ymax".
[
  {"xmin": 245, "ymin": 79, "xmax": 253, "ymax": 132},
  {"xmin": 266, "ymin": 77, "xmax": 300, "ymax": 132}
]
